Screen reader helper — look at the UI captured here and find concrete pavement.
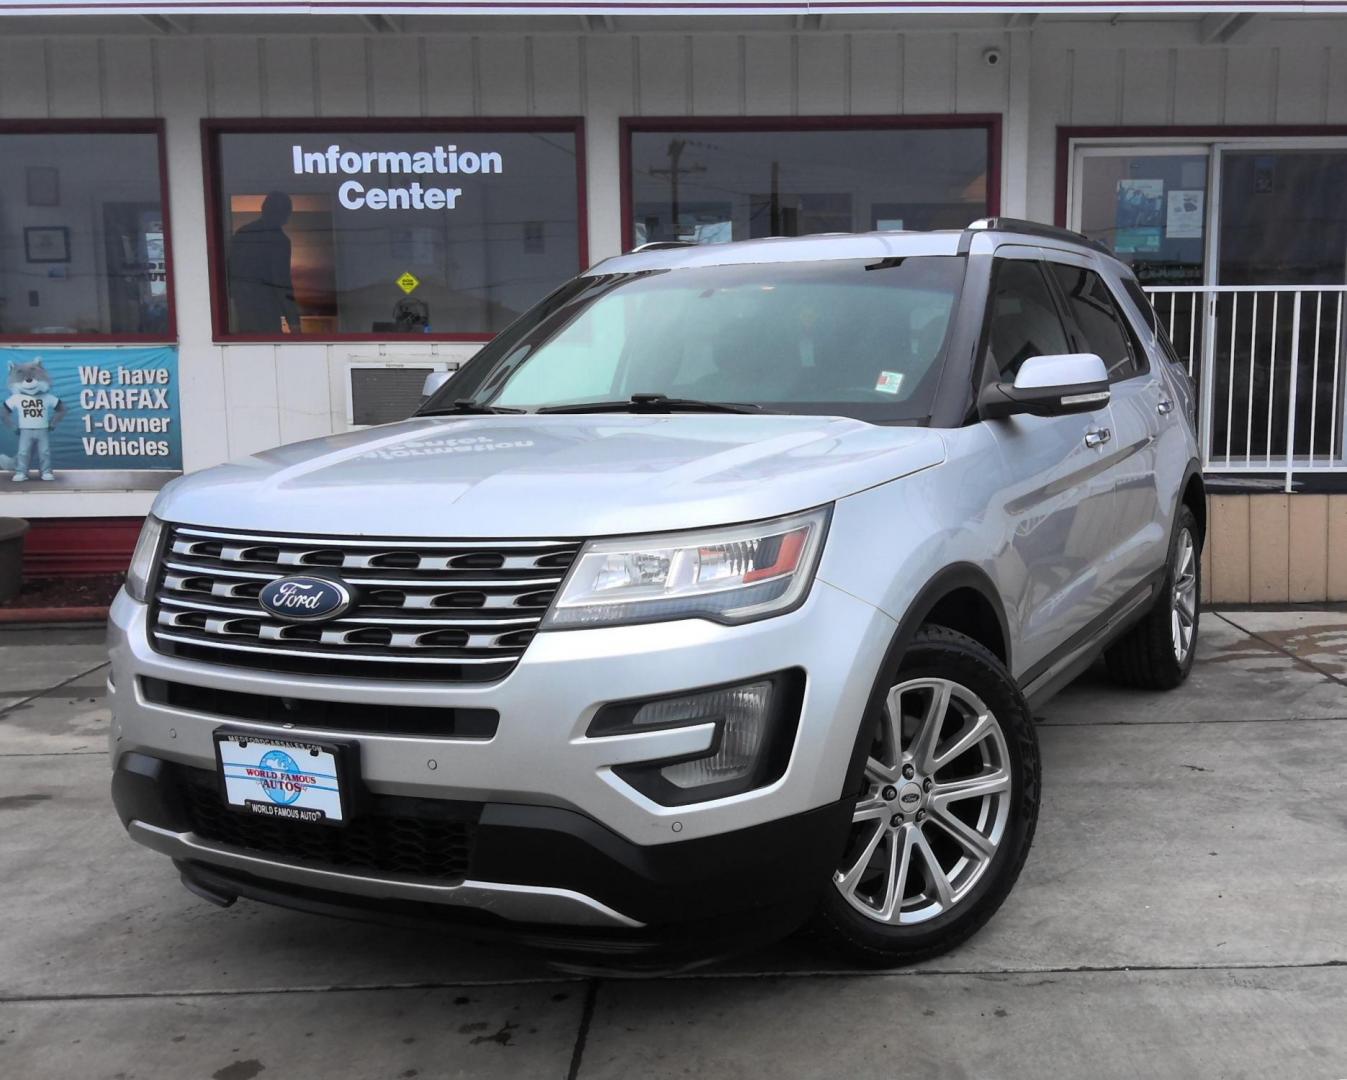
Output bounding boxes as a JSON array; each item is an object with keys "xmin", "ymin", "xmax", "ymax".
[{"xmin": 1, "ymin": 612, "xmax": 1345, "ymax": 1079}]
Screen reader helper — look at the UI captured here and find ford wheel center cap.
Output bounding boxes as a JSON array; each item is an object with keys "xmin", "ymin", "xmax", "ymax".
[{"xmin": 259, "ymin": 575, "xmax": 355, "ymax": 622}]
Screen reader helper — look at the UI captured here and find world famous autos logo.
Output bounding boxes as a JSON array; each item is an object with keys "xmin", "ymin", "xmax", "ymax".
[{"xmin": 245, "ymin": 749, "xmax": 316, "ymax": 807}]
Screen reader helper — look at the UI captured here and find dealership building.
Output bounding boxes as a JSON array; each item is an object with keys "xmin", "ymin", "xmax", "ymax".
[{"xmin": 1, "ymin": 0, "xmax": 1346, "ymax": 600}]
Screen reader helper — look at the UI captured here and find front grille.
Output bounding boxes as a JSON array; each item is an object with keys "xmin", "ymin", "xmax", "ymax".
[
  {"xmin": 174, "ymin": 766, "xmax": 478, "ymax": 881},
  {"xmin": 149, "ymin": 524, "xmax": 582, "ymax": 681}
]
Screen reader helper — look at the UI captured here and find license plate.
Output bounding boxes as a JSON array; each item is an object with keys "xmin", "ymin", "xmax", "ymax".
[{"xmin": 214, "ymin": 731, "xmax": 347, "ymax": 825}]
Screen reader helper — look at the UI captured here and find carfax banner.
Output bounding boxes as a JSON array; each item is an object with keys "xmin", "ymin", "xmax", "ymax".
[{"xmin": 1, "ymin": 346, "xmax": 182, "ymax": 491}]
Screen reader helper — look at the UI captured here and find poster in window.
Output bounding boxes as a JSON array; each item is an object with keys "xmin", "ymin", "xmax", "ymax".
[
  {"xmin": 1114, "ymin": 179, "xmax": 1164, "ymax": 253},
  {"xmin": 2, "ymin": 347, "xmax": 182, "ymax": 490},
  {"xmin": 1165, "ymin": 190, "xmax": 1204, "ymax": 240}
]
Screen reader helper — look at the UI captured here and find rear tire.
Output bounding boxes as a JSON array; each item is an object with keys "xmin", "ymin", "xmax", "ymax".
[
  {"xmin": 814, "ymin": 625, "xmax": 1040, "ymax": 968},
  {"xmin": 1105, "ymin": 505, "xmax": 1201, "ymax": 691}
]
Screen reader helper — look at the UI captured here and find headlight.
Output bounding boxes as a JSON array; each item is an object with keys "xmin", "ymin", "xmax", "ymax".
[
  {"xmin": 543, "ymin": 507, "xmax": 830, "ymax": 629},
  {"xmin": 124, "ymin": 515, "xmax": 164, "ymax": 602}
]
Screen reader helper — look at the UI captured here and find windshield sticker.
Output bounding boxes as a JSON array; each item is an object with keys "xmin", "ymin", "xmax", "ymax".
[{"xmin": 875, "ymin": 371, "xmax": 904, "ymax": 395}]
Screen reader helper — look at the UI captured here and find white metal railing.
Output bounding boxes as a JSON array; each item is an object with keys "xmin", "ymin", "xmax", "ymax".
[{"xmin": 1145, "ymin": 285, "xmax": 1347, "ymax": 492}]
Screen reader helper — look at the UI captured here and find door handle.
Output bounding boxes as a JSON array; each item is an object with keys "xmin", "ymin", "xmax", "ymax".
[
  {"xmin": 1084, "ymin": 427, "xmax": 1112, "ymax": 449},
  {"xmin": 1157, "ymin": 399, "xmax": 1174, "ymax": 415}
]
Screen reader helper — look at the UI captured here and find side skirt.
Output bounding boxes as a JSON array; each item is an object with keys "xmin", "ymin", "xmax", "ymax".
[{"xmin": 1019, "ymin": 570, "xmax": 1165, "ymax": 709}]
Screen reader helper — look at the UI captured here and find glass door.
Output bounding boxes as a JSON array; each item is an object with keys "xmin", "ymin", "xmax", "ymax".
[
  {"xmin": 1069, "ymin": 146, "xmax": 1211, "ymax": 373},
  {"xmin": 1209, "ymin": 142, "xmax": 1347, "ymax": 466}
]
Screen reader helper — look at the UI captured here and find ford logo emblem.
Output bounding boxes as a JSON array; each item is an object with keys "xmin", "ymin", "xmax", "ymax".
[{"xmin": 258, "ymin": 575, "xmax": 355, "ymax": 623}]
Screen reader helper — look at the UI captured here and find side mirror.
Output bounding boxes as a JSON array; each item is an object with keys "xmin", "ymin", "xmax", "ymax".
[
  {"xmin": 421, "ymin": 369, "xmax": 454, "ymax": 399},
  {"xmin": 979, "ymin": 353, "xmax": 1110, "ymax": 420}
]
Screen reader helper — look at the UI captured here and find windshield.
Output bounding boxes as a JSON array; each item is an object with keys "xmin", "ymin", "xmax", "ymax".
[{"xmin": 425, "ymin": 256, "xmax": 966, "ymax": 423}]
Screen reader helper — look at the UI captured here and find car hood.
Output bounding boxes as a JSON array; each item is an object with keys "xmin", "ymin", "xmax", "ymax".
[{"xmin": 155, "ymin": 414, "xmax": 946, "ymax": 538}]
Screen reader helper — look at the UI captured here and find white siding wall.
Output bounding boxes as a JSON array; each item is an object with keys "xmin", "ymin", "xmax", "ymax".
[
  {"xmin": 2, "ymin": 17, "xmax": 1346, "ymax": 517},
  {"xmin": 1024, "ymin": 19, "xmax": 1347, "ymax": 224}
]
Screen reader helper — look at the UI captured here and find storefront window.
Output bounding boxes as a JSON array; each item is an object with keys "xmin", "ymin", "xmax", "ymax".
[
  {"xmin": 1074, "ymin": 150, "xmax": 1209, "ymax": 288},
  {"xmin": 0, "ymin": 125, "xmax": 172, "ymax": 340},
  {"xmin": 1217, "ymin": 149, "xmax": 1347, "ymax": 286},
  {"xmin": 627, "ymin": 122, "xmax": 994, "ymax": 247},
  {"xmin": 207, "ymin": 123, "xmax": 584, "ymax": 339}
]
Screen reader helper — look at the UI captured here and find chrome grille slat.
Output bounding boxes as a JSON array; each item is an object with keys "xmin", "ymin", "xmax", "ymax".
[
  {"xmin": 161, "ymin": 560, "xmax": 563, "ymax": 589},
  {"xmin": 152, "ymin": 632, "xmax": 515, "ymax": 666},
  {"xmin": 156, "ymin": 595, "xmax": 538, "ymax": 627},
  {"xmin": 173, "ymin": 526, "xmax": 577, "ymax": 550},
  {"xmin": 150, "ymin": 525, "xmax": 579, "ymax": 680}
]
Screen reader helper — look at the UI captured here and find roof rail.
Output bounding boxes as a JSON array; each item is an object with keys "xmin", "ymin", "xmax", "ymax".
[
  {"xmin": 628, "ymin": 240, "xmax": 698, "ymax": 253},
  {"xmin": 962, "ymin": 217, "xmax": 1113, "ymax": 256}
]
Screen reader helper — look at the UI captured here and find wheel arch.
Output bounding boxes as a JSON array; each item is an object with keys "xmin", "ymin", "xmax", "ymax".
[
  {"xmin": 1180, "ymin": 461, "xmax": 1207, "ymax": 549},
  {"xmin": 840, "ymin": 562, "xmax": 1012, "ymax": 797}
]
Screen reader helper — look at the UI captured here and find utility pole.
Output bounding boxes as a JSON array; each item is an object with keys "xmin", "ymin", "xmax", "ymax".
[{"xmin": 648, "ymin": 138, "xmax": 707, "ymax": 240}]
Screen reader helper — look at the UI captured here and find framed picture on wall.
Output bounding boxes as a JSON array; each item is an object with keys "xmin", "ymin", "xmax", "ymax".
[
  {"xmin": 26, "ymin": 165, "xmax": 60, "ymax": 207},
  {"xmin": 24, "ymin": 225, "xmax": 71, "ymax": 263}
]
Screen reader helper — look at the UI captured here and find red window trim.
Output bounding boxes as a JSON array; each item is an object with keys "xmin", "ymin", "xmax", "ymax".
[
  {"xmin": 201, "ymin": 116, "xmax": 589, "ymax": 345},
  {"xmin": 619, "ymin": 113, "xmax": 1003, "ymax": 252},
  {"xmin": 1054, "ymin": 124, "xmax": 1347, "ymax": 229},
  {"xmin": 0, "ymin": 119, "xmax": 177, "ymax": 346}
]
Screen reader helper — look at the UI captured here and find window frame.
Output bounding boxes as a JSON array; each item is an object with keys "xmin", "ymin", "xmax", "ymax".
[
  {"xmin": 619, "ymin": 114, "xmax": 1003, "ymax": 252},
  {"xmin": 0, "ymin": 119, "xmax": 176, "ymax": 345},
  {"xmin": 976, "ymin": 252, "xmax": 1075, "ymax": 388},
  {"xmin": 202, "ymin": 116, "xmax": 589, "ymax": 344},
  {"xmin": 1043, "ymin": 259, "xmax": 1149, "ymax": 384}
]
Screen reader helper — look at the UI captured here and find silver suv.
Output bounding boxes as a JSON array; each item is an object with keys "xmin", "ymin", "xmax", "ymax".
[{"xmin": 108, "ymin": 219, "xmax": 1205, "ymax": 969}]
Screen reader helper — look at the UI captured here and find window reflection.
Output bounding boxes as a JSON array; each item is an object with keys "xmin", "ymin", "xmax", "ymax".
[
  {"xmin": 629, "ymin": 126, "xmax": 991, "ymax": 247},
  {"xmin": 0, "ymin": 130, "xmax": 169, "ymax": 338}
]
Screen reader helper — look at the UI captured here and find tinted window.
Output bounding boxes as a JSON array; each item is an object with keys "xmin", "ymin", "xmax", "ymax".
[
  {"xmin": 1120, "ymin": 277, "xmax": 1157, "ymax": 335},
  {"xmin": 1120, "ymin": 275, "xmax": 1187, "ymax": 368},
  {"xmin": 0, "ymin": 130, "xmax": 170, "ymax": 338},
  {"xmin": 628, "ymin": 126, "xmax": 992, "ymax": 245},
  {"xmin": 210, "ymin": 127, "xmax": 582, "ymax": 337},
  {"xmin": 1049, "ymin": 265, "xmax": 1144, "ymax": 382},
  {"xmin": 434, "ymin": 257, "xmax": 967, "ymax": 423},
  {"xmin": 984, "ymin": 260, "xmax": 1071, "ymax": 380}
]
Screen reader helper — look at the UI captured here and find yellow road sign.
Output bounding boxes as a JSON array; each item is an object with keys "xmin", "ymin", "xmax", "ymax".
[{"xmin": 396, "ymin": 272, "xmax": 420, "ymax": 294}]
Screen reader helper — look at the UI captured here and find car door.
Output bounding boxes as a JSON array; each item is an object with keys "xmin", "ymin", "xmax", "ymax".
[
  {"xmin": 978, "ymin": 250, "xmax": 1121, "ymax": 677},
  {"xmin": 1045, "ymin": 258, "xmax": 1169, "ymax": 601}
]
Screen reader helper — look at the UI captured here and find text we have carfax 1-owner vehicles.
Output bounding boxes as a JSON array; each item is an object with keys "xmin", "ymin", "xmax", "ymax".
[{"xmin": 107, "ymin": 219, "xmax": 1205, "ymax": 968}]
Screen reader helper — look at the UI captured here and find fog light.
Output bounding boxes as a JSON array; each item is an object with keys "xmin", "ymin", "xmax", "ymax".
[
  {"xmin": 633, "ymin": 682, "xmax": 772, "ymax": 789},
  {"xmin": 589, "ymin": 670, "xmax": 804, "ymax": 806}
]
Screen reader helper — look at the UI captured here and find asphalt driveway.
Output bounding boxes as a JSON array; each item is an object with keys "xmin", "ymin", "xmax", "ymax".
[{"xmin": 1, "ymin": 610, "xmax": 1345, "ymax": 1079}]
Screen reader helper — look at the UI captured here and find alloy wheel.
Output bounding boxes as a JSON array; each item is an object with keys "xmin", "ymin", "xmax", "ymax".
[
  {"xmin": 1171, "ymin": 527, "xmax": 1198, "ymax": 665},
  {"xmin": 834, "ymin": 677, "xmax": 1012, "ymax": 925}
]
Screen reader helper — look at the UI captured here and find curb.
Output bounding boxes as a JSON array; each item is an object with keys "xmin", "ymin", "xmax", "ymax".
[{"xmin": 0, "ymin": 606, "xmax": 110, "ymax": 625}]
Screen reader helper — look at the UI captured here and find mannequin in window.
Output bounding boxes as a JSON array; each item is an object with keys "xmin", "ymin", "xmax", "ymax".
[{"xmin": 228, "ymin": 191, "xmax": 301, "ymax": 334}]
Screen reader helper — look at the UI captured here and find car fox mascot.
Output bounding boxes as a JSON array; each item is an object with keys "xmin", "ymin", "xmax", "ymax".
[{"xmin": 2, "ymin": 359, "xmax": 67, "ymax": 482}]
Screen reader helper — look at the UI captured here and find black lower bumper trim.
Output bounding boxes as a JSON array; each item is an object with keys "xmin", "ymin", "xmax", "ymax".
[{"xmin": 113, "ymin": 752, "xmax": 855, "ymax": 966}]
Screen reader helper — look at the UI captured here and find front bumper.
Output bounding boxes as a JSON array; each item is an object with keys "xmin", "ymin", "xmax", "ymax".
[
  {"xmin": 107, "ymin": 577, "xmax": 894, "ymax": 944},
  {"xmin": 112, "ymin": 751, "xmax": 855, "ymax": 963}
]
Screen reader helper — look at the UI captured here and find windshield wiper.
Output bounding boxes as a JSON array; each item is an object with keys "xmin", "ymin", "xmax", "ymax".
[
  {"xmin": 538, "ymin": 393, "xmax": 768, "ymax": 415},
  {"xmin": 419, "ymin": 399, "xmax": 525, "ymax": 416}
]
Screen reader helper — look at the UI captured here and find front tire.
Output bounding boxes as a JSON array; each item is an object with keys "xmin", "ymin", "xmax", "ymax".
[
  {"xmin": 814, "ymin": 626, "xmax": 1040, "ymax": 967},
  {"xmin": 1105, "ymin": 505, "xmax": 1201, "ymax": 691}
]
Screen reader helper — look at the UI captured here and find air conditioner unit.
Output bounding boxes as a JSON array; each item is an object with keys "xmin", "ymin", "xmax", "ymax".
[{"xmin": 344, "ymin": 359, "xmax": 458, "ymax": 428}]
